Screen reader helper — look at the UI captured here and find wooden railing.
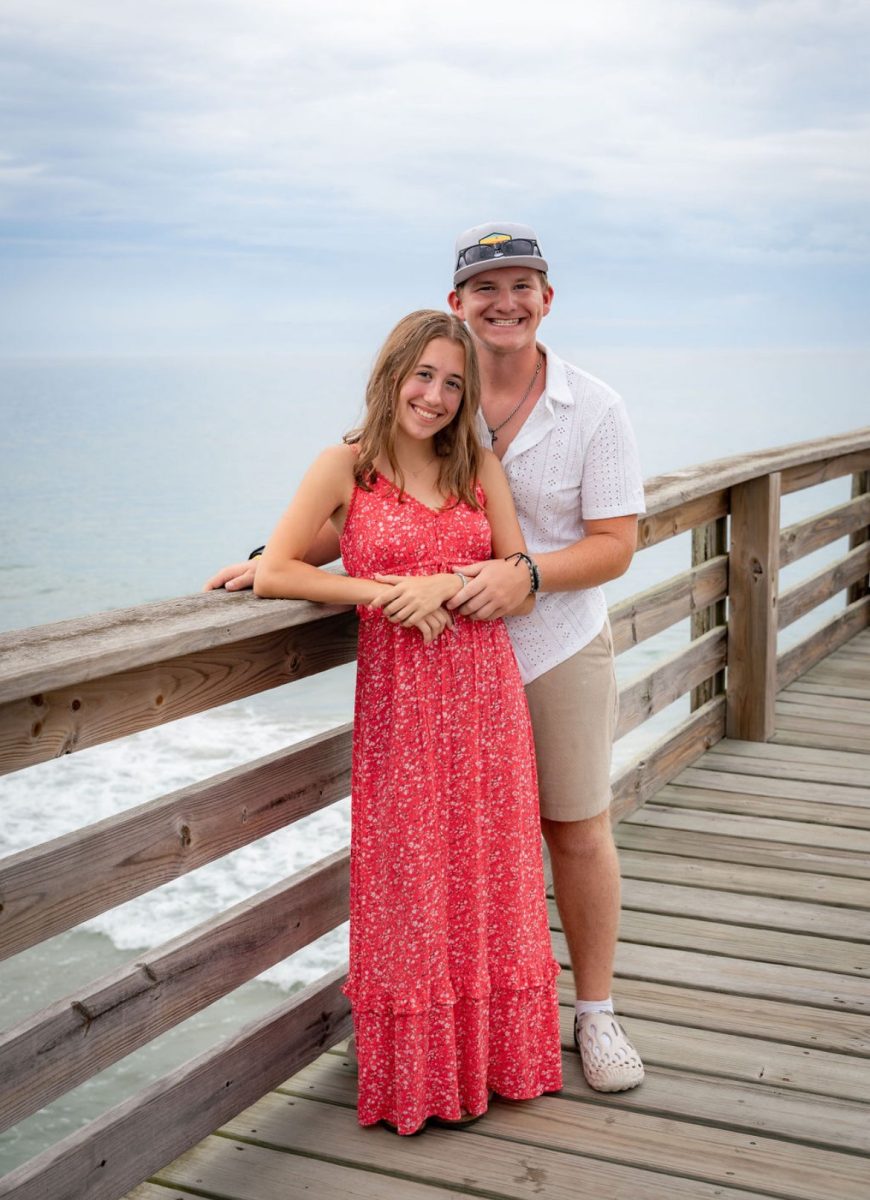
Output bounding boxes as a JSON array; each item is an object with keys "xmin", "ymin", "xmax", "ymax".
[{"xmin": 1, "ymin": 427, "xmax": 868, "ymax": 1200}]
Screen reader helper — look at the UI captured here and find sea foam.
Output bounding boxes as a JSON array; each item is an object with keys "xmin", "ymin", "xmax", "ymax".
[{"xmin": 0, "ymin": 702, "xmax": 351, "ymax": 988}]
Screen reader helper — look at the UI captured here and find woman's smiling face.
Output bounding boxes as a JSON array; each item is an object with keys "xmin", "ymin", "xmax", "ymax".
[{"xmin": 395, "ymin": 337, "xmax": 466, "ymax": 442}]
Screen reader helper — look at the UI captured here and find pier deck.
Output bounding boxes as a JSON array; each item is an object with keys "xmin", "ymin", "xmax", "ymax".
[{"xmin": 126, "ymin": 629, "xmax": 870, "ymax": 1200}]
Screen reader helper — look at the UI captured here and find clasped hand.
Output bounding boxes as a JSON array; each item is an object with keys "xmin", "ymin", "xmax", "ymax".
[
  {"xmin": 369, "ymin": 573, "xmax": 460, "ymax": 644},
  {"xmin": 444, "ymin": 557, "xmax": 530, "ymax": 620}
]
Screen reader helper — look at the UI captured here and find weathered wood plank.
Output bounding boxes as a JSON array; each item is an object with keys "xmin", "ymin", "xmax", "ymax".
[
  {"xmin": 168, "ymin": 1092, "xmax": 774, "ymax": 1200},
  {"xmin": 672, "ymin": 763, "xmax": 870, "ymax": 803},
  {"xmin": 691, "ymin": 518, "xmax": 728, "ymax": 707},
  {"xmin": 0, "ymin": 612, "xmax": 359, "ymax": 777},
  {"xmin": 319, "ymin": 1042, "xmax": 870, "ymax": 1154},
  {"xmin": 727, "ymin": 471, "xmax": 781, "ymax": 740},
  {"xmin": 617, "ymin": 820, "xmax": 870, "ymax": 878},
  {"xmin": 611, "ymin": 696, "xmax": 725, "ymax": 824},
  {"xmin": 777, "ymin": 690, "xmax": 870, "ymax": 719},
  {"xmin": 777, "ymin": 604, "xmax": 868, "ymax": 691},
  {"xmin": 617, "ymin": 846, "xmax": 870, "ymax": 907},
  {"xmin": 702, "ymin": 739, "xmax": 870, "ymax": 787},
  {"xmin": 615, "ymin": 627, "xmax": 727, "ymax": 740},
  {"xmin": 609, "ymin": 555, "xmax": 728, "ymax": 654},
  {"xmin": 637, "ymin": 490, "xmax": 729, "ymax": 548},
  {"xmin": 0, "ymin": 724, "xmax": 352, "ymax": 960},
  {"xmin": 0, "ymin": 968, "xmax": 352, "ymax": 1200},
  {"xmin": 779, "ymin": 542, "xmax": 870, "ymax": 628},
  {"xmin": 847, "ymin": 468, "xmax": 870, "ymax": 605},
  {"xmin": 223, "ymin": 1084, "xmax": 870, "ymax": 1200},
  {"xmin": 154, "ymin": 1137, "xmax": 477, "ymax": 1200},
  {"xmin": 0, "ymin": 850, "xmax": 349, "ymax": 1133},
  {"xmin": 611, "ymin": 939, "xmax": 869, "ymax": 1012},
  {"xmin": 124, "ymin": 1186, "xmax": 197, "ymax": 1200},
  {"xmin": 617, "ymin": 876, "xmax": 870, "ymax": 941},
  {"xmin": 779, "ymin": 493, "xmax": 870, "ymax": 568},
  {"xmin": 0, "ymin": 589, "xmax": 353, "ymax": 706},
  {"xmin": 780, "ymin": 445, "xmax": 870, "ymax": 494},
  {"xmin": 652, "ymin": 781, "xmax": 870, "ymax": 829},
  {"xmin": 629, "ymin": 804, "xmax": 870, "ymax": 852},
  {"xmin": 598, "ymin": 1012, "xmax": 870, "ymax": 1104},
  {"xmin": 772, "ymin": 726, "xmax": 870, "ymax": 753},
  {"xmin": 777, "ymin": 699, "xmax": 870, "ymax": 729},
  {"xmin": 558, "ymin": 1063, "xmax": 870, "ymax": 1156},
  {"xmin": 644, "ymin": 429, "xmax": 870, "ymax": 515},
  {"xmin": 612, "ymin": 908, "xmax": 870, "ymax": 977},
  {"xmin": 790, "ymin": 677, "xmax": 870, "ymax": 700},
  {"xmin": 596, "ymin": 975, "xmax": 870, "ymax": 1056}
]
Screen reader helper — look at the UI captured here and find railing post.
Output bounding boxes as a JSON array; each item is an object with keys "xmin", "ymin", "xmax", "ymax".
[
  {"xmin": 690, "ymin": 516, "xmax": 728, "ymax": 710},
  {"xmin": 726, "ymin": 472, "xmax": 781, "ymax": 741},
  {"xmin": 847, "ymin": 469, "xmax": 870, "ymax": 606}
]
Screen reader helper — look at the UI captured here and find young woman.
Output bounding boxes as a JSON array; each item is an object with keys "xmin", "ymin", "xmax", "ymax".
[{"xmin": 255, "ymin": 310, "xmax": 562, "ymax": 1134}]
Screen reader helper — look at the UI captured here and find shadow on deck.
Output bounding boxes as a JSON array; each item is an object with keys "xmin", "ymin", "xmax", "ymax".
[{"xmin": 128, "ymin": 629, "xmax": 870, "ymax": 1200}]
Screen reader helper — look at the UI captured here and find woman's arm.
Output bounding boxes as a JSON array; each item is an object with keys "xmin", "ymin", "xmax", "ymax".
[{"xmin": 254, "ymin": 446, "xmax": 383, "ymax": 606}]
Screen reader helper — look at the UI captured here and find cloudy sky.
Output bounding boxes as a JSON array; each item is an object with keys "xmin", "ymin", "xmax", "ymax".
[{"xmin": 1, "ymin": 0, "xmax": 868, "ymax": 355}]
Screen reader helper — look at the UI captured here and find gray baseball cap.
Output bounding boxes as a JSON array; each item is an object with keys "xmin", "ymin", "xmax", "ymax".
[{"xmin": 453, "ymin": 221, "xmax": 548, "ymax": 286}]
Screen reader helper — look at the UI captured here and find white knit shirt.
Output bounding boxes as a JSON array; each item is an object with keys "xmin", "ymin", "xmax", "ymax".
[{"xmin": 479, "ymin": 343, "xmax": 646, "ymax": 685}]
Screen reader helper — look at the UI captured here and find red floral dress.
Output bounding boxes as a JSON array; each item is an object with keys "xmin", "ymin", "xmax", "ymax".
[{"xmin": 340, "ymin": 474, "xmax": 562, "ymax": 1134}]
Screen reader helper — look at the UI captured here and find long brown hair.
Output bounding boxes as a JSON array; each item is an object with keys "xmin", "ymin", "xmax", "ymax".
[{"xmin": 346, "ymin": 310, "xmax": 483, "ymax": 509}]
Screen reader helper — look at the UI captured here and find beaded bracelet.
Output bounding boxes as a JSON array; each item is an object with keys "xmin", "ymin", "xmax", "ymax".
[{"xmin": 505, "ymin": 551, "xmax": 541, "ymax": 594}]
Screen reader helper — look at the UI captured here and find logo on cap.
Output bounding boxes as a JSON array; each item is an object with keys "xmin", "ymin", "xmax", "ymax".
[{"xmin": 479, "ymin": 232, "xmax": 511, "ymax": 251}]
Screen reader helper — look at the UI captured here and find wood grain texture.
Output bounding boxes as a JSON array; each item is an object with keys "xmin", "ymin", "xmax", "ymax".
[
  {"xmin": 609, "ymin": 555, "xmax": 728, "ymax": 655},
  {"xmin": 220, "ymin": 1083, "xmax": 869, "ymax": 1200},
  {"xmin": 778, "ymin": 542, "xmax": 870, "ymax": 629},
  {"xmin": 847, "ymin": 469, "xmax": 870, "ymax": 605},
  {"xmin": 617, "ymin": 876, "xmax": 870, "ymax": 941},
  {"xmin": 636, "ymin": 490, "xmax": 728, "ymax": 549},
  {"xmin": 779, "ymin": 493, "xmax": 870, "ymax": 568},
  {"xmin": 0, "ymin": 611, "xmax": 358, "ymax": 777},
  {"xmin": 0, "ymin": 968, "xmax": 352, "ymax": 1200},
  {"xmin": 0, "ymin": 588, "xmax": 354, "ymax": 705},
  {"xmin": 166, "ymin": 1097, "xmax": 773, "ymax": 1200},
  {"xmin": 589, "ymin": 975, "xmax": 870, "ymax": 1056},
  {"xmin": 323, "ymin": 1040, "xmax": 870, "ymax": 1156},
  {"xmin": 780, "ymin": 446, "xmax": 870, "ymax": 495},
  {"xmin": 617, "ymin": 846, "xmax": 870, "ymax": 907},
  {"xmin": 0, "ymin": 849, "xmax": 349, "ymax": 1132},
  {"xmin": 616, "ymin": 627, "xmax": 727, "ymax": 740},
  {"xmin": 690, "ymin": 518, "xmax": 728, "ymax": 707},
  {"xmin": 611, "ymin": 696, "xmax": 725, "ymax": 823},
  {"xmin": 727, "ymin": 472, "xmax": 781, "ymax": 740},
  {"xmin": 777, "ymin": 596, "xmax": 869, "ymax": 691},
  {"xmin": 0, "ymin": 724, "xmax": 351, "ymax": 960},
  {"xmin": 642, "ymin": 429, "xmax": 869, "ymax": 517}
]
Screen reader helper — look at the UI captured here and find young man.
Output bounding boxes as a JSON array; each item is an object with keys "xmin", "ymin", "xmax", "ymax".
[{"xmin": 205, "ymin": 221, "xmax": 646, "ymax": 1091}]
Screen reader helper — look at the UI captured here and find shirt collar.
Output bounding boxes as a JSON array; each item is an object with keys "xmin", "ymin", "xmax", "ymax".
[{"xmin": 538, "ymin": 342, "xmax": 574, "ymax": 408}]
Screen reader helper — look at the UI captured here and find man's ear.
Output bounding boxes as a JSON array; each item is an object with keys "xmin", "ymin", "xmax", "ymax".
[{"xmin": 447, "ymin": 289, "xmax": 464, "ymax": 316}]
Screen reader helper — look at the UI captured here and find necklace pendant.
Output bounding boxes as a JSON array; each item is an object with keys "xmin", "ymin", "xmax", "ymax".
[{"xmin": 490, "ymin": 431, "xmax": 498, "ymax": 446}]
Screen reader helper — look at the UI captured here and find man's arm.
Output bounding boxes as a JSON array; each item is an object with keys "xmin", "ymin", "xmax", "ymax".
[
  {"xmin": 447, "ymin": 514, "xmax": 638, "ymax": 620},
  {"xmin": 203, "ymin": 522, "xmax": 342, "ymax": 592}
]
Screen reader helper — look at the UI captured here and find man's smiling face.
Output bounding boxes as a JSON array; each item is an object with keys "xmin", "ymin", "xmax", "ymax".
[{"xmin": 449, "ymin": 267, "xmax": 553, "ymax": 356}]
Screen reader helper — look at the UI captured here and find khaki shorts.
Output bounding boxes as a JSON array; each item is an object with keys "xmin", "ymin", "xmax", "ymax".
[{"xmin": 523, "ymin": 622, "xmax": 618, "ymax": 823}]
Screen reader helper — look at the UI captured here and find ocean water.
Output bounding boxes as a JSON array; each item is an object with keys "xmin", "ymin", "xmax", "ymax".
[{"xmin": 1, "ymin": 346, "xmax": 867, "ymax": 1171}]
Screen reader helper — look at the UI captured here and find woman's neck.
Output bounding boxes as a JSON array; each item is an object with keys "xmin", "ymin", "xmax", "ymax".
[{"xmin": 391, "ymin": 431, "xmax": 438, "ymax": 476}]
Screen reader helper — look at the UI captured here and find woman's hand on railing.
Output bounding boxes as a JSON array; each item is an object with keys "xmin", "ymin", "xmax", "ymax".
[{"xmin": 203, "ymin": 561, "xmax": 257, "ymax": 592}]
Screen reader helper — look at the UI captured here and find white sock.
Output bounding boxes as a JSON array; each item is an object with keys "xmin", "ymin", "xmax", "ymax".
[{"xmin": 575, "ymin": 997, "xmax": 614, "ymax": 1019}]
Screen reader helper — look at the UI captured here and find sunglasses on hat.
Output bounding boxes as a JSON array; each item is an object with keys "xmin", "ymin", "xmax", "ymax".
[{"xmin": 455, "ymin": 237, "xmax": 543, "ymax": 273}]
